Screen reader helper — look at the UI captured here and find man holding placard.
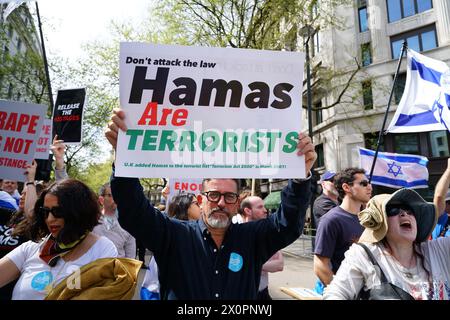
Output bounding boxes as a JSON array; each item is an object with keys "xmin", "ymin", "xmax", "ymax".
[
  {"xmin": 106, "ymin": 109, "xmax": 316, "ymax": 299},
  {"xmin": 106, "ymin": 43, "xmax": 314, "ymax": 299}
]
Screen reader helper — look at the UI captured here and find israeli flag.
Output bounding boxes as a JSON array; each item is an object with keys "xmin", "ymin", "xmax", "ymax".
[
  {"xmin": 0, "ymin": 191, "xmax": 18, "ymax": 210},
  {"xmin": 387, "ymin": 49, "xmax": 450, "ymax": 133},
  {"xmin": 358, "ymin": 147, "xmax": 429, "ymax": 189}
]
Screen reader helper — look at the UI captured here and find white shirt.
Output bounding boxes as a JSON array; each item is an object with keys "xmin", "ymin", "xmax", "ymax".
[
  {"xmin": 324, "ymin": 237, "xmax": 450, "ymax": 300},
  {"xmin": 6, "ymin": 236, "xmax": 118, "ymax": 300}
]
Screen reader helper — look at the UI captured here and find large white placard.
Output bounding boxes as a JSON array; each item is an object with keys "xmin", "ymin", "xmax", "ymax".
[
  {"xmin": 0, "ymin": 100, "xmax": 47, "ymax": 181},
  {"xmin": 117, "ymin": 43, "xmax": 305, "ymax": 178}
]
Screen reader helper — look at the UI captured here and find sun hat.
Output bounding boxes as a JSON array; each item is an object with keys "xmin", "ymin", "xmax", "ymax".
[
  {"xmin": 319, "ymin": 170, "xmax": 336, "ymax": 183},
  {"xmin": 358, "ymin": 188, "xmax": 437, "ymax": 243}
]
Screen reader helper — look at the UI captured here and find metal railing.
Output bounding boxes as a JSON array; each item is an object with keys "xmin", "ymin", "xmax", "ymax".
[{"xmin": 282, "ymin": 228, "xmax": 316, "ymax": 259}]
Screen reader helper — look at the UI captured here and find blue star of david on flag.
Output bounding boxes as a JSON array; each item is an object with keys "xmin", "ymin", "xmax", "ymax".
[
  {"xmin": 387, "ymin": 162, "xmax": 402, "ymax": 177},
  {"xmin": 359, "ymin": 147, "xmax": 429, "ymax": 189}
]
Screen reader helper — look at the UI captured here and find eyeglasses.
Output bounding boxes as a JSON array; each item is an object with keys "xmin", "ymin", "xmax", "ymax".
[
  {"xmin": 202, "ymin": 191, "xmax": 239, "ymax": 204},
  {"xmin": 39, "ymin": 206, "xmax": 64, "ymax": 218},
  {"xmin": 387, "ymin": 205, "xmax": 414, "ymax": 217}
]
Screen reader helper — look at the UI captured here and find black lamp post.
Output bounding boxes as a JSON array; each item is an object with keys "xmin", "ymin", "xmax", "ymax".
[
  {"xmin": 300, "ymin": 25, "xmax": 314, "ymax": 144},
  {"xmin": 35, "ymin": 2, "xmax": 54, "ymax": 112},
  {"xmin": 299, "ymin": 25, "xmax": 316, "ymax": 236}
]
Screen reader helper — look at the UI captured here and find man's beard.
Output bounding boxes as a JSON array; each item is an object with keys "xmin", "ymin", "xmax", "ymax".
[{"xmin": 206, "ymin": 208, "xmax": 232, "ymax": 229}]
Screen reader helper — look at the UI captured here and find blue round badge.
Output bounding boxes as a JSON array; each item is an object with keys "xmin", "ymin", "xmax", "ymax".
[
  {"xmin": 228, "ymin": 252, "xmax": 243, "ymax": 272},
  {"xmin": 31, "ymin": 271, "xmax": 53, "ymax": 291}
]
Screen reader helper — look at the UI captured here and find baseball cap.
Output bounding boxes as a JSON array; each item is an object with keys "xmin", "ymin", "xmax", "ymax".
[{"xmin": 319, "ymin": 170, "xmax": 336, "ymax": 183}]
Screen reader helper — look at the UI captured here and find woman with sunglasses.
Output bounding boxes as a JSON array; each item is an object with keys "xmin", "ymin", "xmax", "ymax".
[
  {"xmin": 0, "ymin": 179, "xmax": 118, "ymax": 300},
  {"xmin": 0, "ymin": 161, "xmax": 40, "ymax": 300},
  {"xmin": 324, "ymin": 187, "xmax": 450, "ymax": 300}
]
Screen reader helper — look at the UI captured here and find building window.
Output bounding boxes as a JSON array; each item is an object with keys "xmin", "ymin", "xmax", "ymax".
[
  {"xmin": 316, "ymin": 143, "xmax": 325, "ymax": 167},
  {"xmin": 394, "ymin": 133, "xmax": 420, "ymax": 154},
  {"xmin": 313, "ymin": 101, "xmax": 323, "ymax": 125},
  {"xmin": 362, "ymin": 80, "xmax": 373, "ymax": 110},
  {"xmin": 312, "ymin": 31, "xmax": 320, "ymax": 57},
  {"xmin": 311, "ymin": 4, "xmax": 320, "ymax": 57},
  {"xmin": 391, "ymin": 24, "xmax": 437, "ymax": 59},
  {"xmin": 7, "ymin": 83, "xmax": 13, "ymax": 99},
  {"xmin": 361, "ymin": 43, "xmax": 372, "ymax": 66},
  {"xmin": 17, "ymin": 38, "xmax": 22, "ymax": 51},
  {"xmin": 386, "ymin": 0, "xmax": 433, "ymax": 23},
  {"xmin": 364, "ymin": 132, "xmax": 384, "ymax": 151},
  {"xmin": 394, "ymin": 73, "xmax": 406, "ymax": 104},
  {"xmin": 358, "ymin": 6, "xmax": 368, "ymax": 32},
  {"xmin": 429, "ymin": 131, "xmax": 450, "ymax": 157}
]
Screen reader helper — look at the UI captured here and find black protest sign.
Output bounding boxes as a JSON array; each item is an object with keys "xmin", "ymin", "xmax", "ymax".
[{"xmin": 52, "ymin": 88, "xmax": 86, "ymax": 143}]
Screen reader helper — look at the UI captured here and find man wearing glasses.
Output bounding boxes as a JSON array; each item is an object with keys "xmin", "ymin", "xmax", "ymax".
[
  {"xmin": 106, "ymin": 110, "xmax": 316, "ymax": 299},
  {"xmin": 313, "ymin": 168, "xmax": 372, "ymax": 290}
]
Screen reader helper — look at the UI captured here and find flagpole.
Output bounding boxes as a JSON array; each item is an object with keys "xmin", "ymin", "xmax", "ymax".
[
  {"xmin": 35, "ymin": 1, "xmax": 54, "ymax": 112},
  {"xmin": 368, "ymin": 41, "xmax": 407, "ymax": 183}
]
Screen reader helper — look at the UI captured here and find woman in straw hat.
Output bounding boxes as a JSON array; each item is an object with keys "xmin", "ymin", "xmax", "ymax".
[{"xmin": 323, "ymin": 185, "xmax": 450, "ymax": 300}]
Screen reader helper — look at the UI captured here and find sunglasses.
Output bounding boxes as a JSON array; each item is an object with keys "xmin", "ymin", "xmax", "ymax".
[
  {"xmin": 39, "ymin": 206, "xmax": 64, "ymax": 219},
  {"xmin": 387, "ymin": 205, "xmax": 414, "ymax": 217},
  {"xmin": 350, "ymin": 180, "xmax": 371, "ymax": 187}
]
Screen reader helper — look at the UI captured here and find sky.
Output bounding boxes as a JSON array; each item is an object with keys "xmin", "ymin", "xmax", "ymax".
[
  {"xmin": 36, "ymin": 0, "xmax": 152, "ymax": 60},
  {"xmin": 29, "ymin": 0, "xmax": 153, "ymax": 163}
]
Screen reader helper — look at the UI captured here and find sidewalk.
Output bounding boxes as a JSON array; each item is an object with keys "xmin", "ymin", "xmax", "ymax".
[{"xmin": 270, "ymin": 237, "xmax": 316, "ymax": 300}]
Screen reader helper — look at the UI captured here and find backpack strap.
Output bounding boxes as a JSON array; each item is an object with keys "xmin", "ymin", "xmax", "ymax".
[{"xmin": 356, "ymin": 243, "xmax": 388, "ymax": 283}]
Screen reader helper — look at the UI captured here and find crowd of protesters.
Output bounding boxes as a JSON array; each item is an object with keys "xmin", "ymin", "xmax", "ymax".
[{"xmin": 0, "ymin": 107, "xmax": 449, "ymax": 300}]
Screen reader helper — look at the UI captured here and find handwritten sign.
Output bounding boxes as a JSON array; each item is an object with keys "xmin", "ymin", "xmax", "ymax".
[{"xmin": 0, "ymin": 100, "xmax": 46, "ymax": 181}]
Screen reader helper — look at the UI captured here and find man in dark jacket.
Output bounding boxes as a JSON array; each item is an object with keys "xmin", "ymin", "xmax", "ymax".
[
  {"xmin": 313, "ymin": 170, "xmax": 338, "ymax": 228},
  {"xmin": 105, "ymin": 108, "xmax": 317, "ymax": 299}
]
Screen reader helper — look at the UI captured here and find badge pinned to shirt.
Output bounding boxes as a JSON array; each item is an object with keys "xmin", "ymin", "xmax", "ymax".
[
  {"xmin": 31, "ymin": 271, "xmax": 53, "ymax": 291},
  {"xmin": 228, "ymin": 252, "xmax": 243, "ymax": 272}
]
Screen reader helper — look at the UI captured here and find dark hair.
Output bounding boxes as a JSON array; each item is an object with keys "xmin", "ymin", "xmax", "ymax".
[
  {"xmin": 8, "ymin": 210, "xmax": 30, "ymax": 238},
  {"xmin": 168, "ymin": 193, "xmax": 196, "ymax": 221},
  {"xmin": 35, "ymin": 182, "xmax": 46, "ymax": 197},
  {"xmin": 334, "ymin": 168, "xmax": 367, "ymax": 200},
  {"xmin": 202, "ymin": 179, "xmax": 240, "ymax": 193},
  {"xmin": 30, "ymin": 179, "xmax": 100, "ymax": 244}
]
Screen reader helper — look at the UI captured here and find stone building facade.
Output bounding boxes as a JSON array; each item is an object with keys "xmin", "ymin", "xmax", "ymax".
[{"xmin": 263, "ymin": 0, "xmax": 450, "ymax": 202}]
